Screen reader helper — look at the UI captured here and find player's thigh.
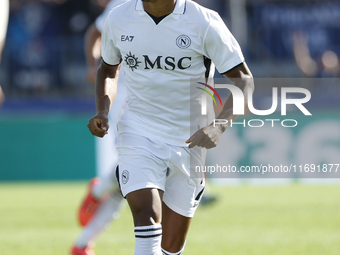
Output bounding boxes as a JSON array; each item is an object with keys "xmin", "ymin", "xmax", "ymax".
[
  {"xmin": 126, "ymin": 188, "xmax": 164, "ymax": 226},
  {"xmin": 161, "ymin": 202, "xmax": 191, "ymax": 252}
]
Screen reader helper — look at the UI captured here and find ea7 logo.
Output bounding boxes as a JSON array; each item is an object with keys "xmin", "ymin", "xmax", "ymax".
[{"xmin": 121, "ymin": 35, "xmax": 134, "ymax": 42}]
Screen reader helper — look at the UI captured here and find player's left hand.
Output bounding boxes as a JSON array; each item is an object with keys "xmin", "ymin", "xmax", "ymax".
[{"xmin": 186, "ymin": 125, "xmax": 223, "ymax": 149}]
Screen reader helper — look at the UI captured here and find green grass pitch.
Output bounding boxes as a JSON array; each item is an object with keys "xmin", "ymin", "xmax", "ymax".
[{"xmin": 0, "ymin": 182, "xmax": 339, "ymax": 255}]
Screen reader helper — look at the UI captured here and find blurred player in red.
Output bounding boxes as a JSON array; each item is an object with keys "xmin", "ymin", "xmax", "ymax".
[
  {"xmin": 87, "ymin": 0, "xmax": 254, "ymax": 254},
  {"xmin": 0, "ymin": 0, "xmax": 9, "ymax": 108},
  {"xmin": 70, "ymin": 1, "xmax": 130, "ymax": 255}
]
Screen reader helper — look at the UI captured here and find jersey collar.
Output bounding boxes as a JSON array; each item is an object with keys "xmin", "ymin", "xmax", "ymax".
[{"xmin": 135, "ymin": 0, "xmax": 186, "ymax": 17}]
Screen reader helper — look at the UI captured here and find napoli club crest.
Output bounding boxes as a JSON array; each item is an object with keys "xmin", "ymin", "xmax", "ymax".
[
  {"xmin": 122, "ymin": 170, "xmax": 130, "ymax": 184},
  {"xmin": 176, "ymin": 35, "xmax": 191, "ymax": 49}
]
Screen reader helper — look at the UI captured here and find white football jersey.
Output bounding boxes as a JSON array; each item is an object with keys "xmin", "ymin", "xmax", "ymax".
[
  {"xmin": 101, "ymin": 0, "xmax": 244, "ymax": 146},
  {"xmin": 95, "ymin": 0, "xmax": 131, "ymax": 33}
]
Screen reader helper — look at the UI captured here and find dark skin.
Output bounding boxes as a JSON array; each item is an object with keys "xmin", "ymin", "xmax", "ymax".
[
  {"xmin": 88, "ymin": 60, "xmax": 253, "ymax": 252},
  {"xmin": 87, "ymin": 0, "xmax": 254, "ymax": 252},
  {"xmin": 142, "ymin": 0, "xmax": 176, "ymax": 17}
]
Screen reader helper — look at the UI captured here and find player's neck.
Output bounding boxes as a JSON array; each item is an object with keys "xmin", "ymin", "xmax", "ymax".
[{"xmin": 142, "ymin": 0, "xmax": 177, "ymax": 18}]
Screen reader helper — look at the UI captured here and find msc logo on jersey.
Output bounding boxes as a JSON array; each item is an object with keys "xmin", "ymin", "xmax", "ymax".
[
  {"xmin": 124, "ymin": 52, "xmax": 141, "ymax": 71},
  {"xmin": 144, "ymin": 55, "xmax": 191, "ymax": 70},
  {"xmin": 124, "ymin": 52, "xmax": 192, "ymax": 71},
  {"xmin": 176, "ymin": 35, "xmax": 191, "ymax": 49},
  {"xmin": 122, "ymin": 170, "xmax": 129, "ymax": 184}
]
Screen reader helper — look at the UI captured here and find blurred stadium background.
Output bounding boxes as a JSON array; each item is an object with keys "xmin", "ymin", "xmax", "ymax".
[
  {"xmin": 0, "ymin": 0, "xmax": 340, "ymax": 254},
  {"xmin": 1, "ymin": 0, "xmax": 340, "ymax": 181}
]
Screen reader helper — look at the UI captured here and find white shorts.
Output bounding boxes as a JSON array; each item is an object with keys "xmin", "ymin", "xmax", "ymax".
[{"xmin": 116, "ymin": 132, "xmax": 206, "ymax": 218}]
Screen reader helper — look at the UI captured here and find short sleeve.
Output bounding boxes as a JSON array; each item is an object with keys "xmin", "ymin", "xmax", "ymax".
[
  {"xmin": 203, "ymin": 13, "xmax": 245, "ymax": 74},
  {"xmin": 101, "ymin": 16, "xmax": 122, "ymax": 66}
]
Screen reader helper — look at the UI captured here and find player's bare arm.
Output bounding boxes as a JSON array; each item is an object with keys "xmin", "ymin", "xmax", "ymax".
[
  {"xmin": 84, "ymin": 24, "xmax": 102, "ymax": 84},
  {"xmin": 0, "ymin": 85, "xmax": 4, "ymax": 108},
  {"xmin": 187, "ymin": 62, "xmax": 254, "ymax": 149},
  {"xmin": 87, "ymin": 60, "xmax": 120, "ymax": 138}
]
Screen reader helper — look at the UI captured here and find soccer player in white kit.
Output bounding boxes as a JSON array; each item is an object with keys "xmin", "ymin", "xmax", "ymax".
[
  {"xmin": 87, "ymin": 0, "xmax": 254, "ymax": 254},
  {"xmin": 70, "ymin": 1, "xmax": 129, "ymax": 255}
]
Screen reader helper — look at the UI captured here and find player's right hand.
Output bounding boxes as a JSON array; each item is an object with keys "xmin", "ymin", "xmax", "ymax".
[{"xmin": 87, "ymin": 114, "xmax": 109, "ymax": 138}]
